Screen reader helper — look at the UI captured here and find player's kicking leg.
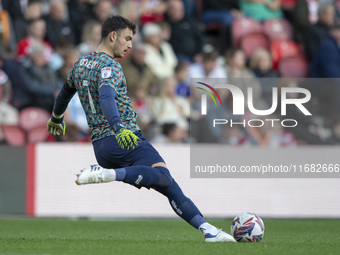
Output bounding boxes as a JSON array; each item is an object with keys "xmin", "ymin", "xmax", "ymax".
[{"xmin": 75, "ymin": 164, "xmax": 236, "ymax": 243}]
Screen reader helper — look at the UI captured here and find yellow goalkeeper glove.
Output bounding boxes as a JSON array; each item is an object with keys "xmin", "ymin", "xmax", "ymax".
[
  {"xmin": 113, "ymin": 122, "xmax": 140, "ymax": 150},
  {"xmin": 47, "ymin": 113, "xmax": 66, "ymax": 136}
]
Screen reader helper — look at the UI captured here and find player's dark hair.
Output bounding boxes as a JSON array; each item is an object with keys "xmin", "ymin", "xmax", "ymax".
[{"xmin": 101, "ymin": 15, "xmax": 136, "ymax": 39}]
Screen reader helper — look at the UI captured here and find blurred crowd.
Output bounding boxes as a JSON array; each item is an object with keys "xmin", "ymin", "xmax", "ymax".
[{"xmin": 0, "ymin": 0, "xmax": 340, "ymax": 146}]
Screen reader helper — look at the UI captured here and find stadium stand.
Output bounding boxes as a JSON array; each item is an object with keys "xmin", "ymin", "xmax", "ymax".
[
  {"xmin": 263, "ymin": 18, "xmax": 293, "ymax": 42},
  {"xmin": 232, "ymin": 17, "xmax": 263, "ymax": 46},
  {"xmin": 279, "ymin": 55, "xmax": 308, "ymax": 78},
  {"xmin": 0, "ymin": 0, "xmax": 337, "ymax": 146},
  {"xmin": 270, "ymin": 40, "xmax": 301, "ymax": 70},
  {"xmin": 240, "ymin": 32, "xmax": 269, "ymax": 58},
  {"xmin": 18, "ymin": 107, "xmax": 50, "ymax": 132},
  {"xmin": 1, "ymin": 124, "xmax": 26, "ymax": 146}
]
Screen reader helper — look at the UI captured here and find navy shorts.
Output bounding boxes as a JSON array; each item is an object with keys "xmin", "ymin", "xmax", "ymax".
[{"xmin": 92, "ymin": 132, "xmax": 165, "ymax": 169}]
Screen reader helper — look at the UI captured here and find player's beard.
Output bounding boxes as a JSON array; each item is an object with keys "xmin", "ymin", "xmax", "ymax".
[{"xmin": 113, "ymin": 41, "xmax": 125, "ymax": 58}]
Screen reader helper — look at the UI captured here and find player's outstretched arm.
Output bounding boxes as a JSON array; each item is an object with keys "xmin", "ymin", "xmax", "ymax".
[
  {"xmin": 47, "ymin": 82, "xmax": 76, "ymax": 136},
  {"xmin": 99, "ymin": 85, "xmax": 141, "ymax": 150}
]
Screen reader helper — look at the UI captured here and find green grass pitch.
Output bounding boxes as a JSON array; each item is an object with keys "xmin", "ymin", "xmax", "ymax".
[{"xmin": 0, "ymin": 218, "xmax": 339, "ymax": 255}]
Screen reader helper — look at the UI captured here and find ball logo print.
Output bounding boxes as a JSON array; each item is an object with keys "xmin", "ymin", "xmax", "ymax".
[{"xmin": 231, "ymin": 212, "xmax": 265, "ymax": 242}]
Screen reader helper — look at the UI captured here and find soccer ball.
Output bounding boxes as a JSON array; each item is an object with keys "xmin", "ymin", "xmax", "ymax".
[{"xmin": 231, "ymin": 212, "xmax": 265, "ymax": 242}]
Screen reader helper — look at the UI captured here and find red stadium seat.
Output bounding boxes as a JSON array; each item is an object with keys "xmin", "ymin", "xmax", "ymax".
[
  {"xmin": 240, "ymin": 33, "xmax": 269, "ymax": 58},
  {"xmin": 19, "ymin": 107, "xmax": 50, "ymax": 132},
  {"xmin": 232, "ymin": 18, "xmax": 263, "ymax": 46},
  {"xmin": 280, "ymin": 0, "xmax": 298, "ymax": 9},
  {"xmin": 270, "ymin": 40, "xmax": 301, "ymax": 70},
  {"xmin": 1, "ymin": 124, "xmax": 26, "ymax": 146},
  {"xmin": 263, "ymin": 19, "xmax": 293, "ymax": 42},
  {"xmin": 27, "ymin": 125, "xmax": 50, "ymax": 143},
  {"xmin": 279, "ymin": 56, "xmax": 308, "ymax": 78}
]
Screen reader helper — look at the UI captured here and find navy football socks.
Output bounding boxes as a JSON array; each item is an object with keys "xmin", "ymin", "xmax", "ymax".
[{"xmin": 114, "ymin": 165, "xmax": 207, "ymax": 229}]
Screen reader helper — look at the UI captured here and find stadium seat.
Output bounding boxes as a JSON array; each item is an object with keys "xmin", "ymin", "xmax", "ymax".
[
  {"xmin": 19, "ymin": 107, "xmax": 50, "ymax": 132},
  {"xmin": 232, "ymin": 18, "xmax": 263, "ymax": 46},
  {"xmin": 279, "ymin": 56, "xmax": 308, "ymax": 78},
  {"xmin": 270, "ymin": 40, "xmax": 301, "ymax": 70},
  {"xmin": 263, "ymin": 19, "xmax": 293, "ymax": 42},
  {"xmin": 27, "ymin": 125, "xmax": 50, "ymax": 143},
  {"xmin": 240, "ymin": 33, "xmax": 269, "ymax": 58},
  {"xmin": 280, "ymin": 0, "xmax": 297, "ymax": 9},
  {"xmin": 1, "ymin": 124, "xmax": 26, "ymax": 146}
]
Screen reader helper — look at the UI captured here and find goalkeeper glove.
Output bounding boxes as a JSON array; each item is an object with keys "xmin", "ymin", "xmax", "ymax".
[
  {"xmin": 113, "ymin": 122, "xmax": 141, "ymax": 150},
  {"xmin": 47, "ymin": 113, "xmax": 66, "ymax": 136}
]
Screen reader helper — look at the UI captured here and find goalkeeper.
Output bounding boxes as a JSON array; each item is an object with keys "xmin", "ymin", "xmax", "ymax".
[{"xmin": 47, "ymin": 15, "xmax": 235, "ymax": 243}]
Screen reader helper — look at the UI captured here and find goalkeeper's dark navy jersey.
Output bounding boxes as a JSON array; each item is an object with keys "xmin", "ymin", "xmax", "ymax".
[{"xmin": 67, "ymin": 52, "xmax": 140, "ymax": 141}]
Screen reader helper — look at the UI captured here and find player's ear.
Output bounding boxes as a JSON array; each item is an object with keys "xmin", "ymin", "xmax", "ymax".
[{"xmin": 109, "ymin": 31, "xmax": 117, "ymax": 42}]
